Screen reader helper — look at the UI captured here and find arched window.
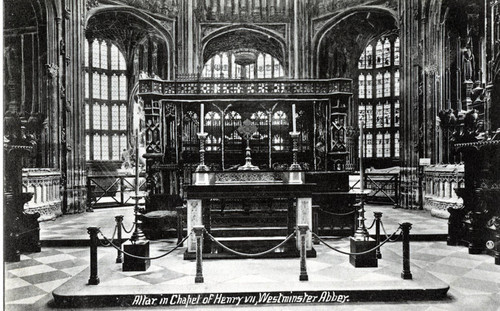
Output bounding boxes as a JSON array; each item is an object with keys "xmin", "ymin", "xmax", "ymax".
[
  {"xmin": 272, "ymin": 135, "xmax": 284, "ymax": 151},
  {"xmin": 376, "ymin": 102, "xmax": 383, "ymax": 128},
  {"xmin": 366, "ymin": 74, "xmax": 373, "ymax": 98},
  {"xmin": 383, "ymin": 38, "xmax": 391, "ymax": 67},
  {"xmin": 384, "ymin": 71, "xmax": 391, "ymax": 97},
  {"xmin": 365, "ymin": 45, "xmax": 373, "ymax": 68},
  {"xmin": 203, "ymin": 51, "xmax": 284, "ymax": 79},
  {"xmin": 394, "ymin": 37, "xmax": 400, "ymax": 66},
  {"xmin": 85, "ymin": 39, "xmax": 128, "ymax": 161},
  {"xmin": 365, "ymin": 104, "xmax": 373, "ymax": 128},
  {"xmin": 395, "ymin": 70, "xmax": 400, "ymax": 96},
  {"xmin": 394, "ymin": 100, "xmax": 400, "ymax": 127},
  {"xmin": 358, "ymin": 74, "xmax": 365, "ymax": 98},
  {"xmin": 183, "ymin": 111, "xmax": 199, "ymax": 149},
  {"xmin": 384, "ymin": 132, "xmax": 391, "ymax": 157},
  {"xmin": 394, "ymin": 131, "xmax": 400, "ymax": 157},
  {"xmin": 376, "ymin": 73, "xmax": 383, "ymax": 98},
  {"xmin": 366, "ymin": 133, "xmax": 373, "ymax": 157},
  {"xmin": 358, "ymin": 51, "xmax": 366, "ymax": 69},
  {"xmin": 376, "ymin": 132, "xmax": 383, "ymax": 157},
  {"xmin": 359, "ymin": 104, "xmax": 366, "ymax": 127},
  {"xmin": 383, "ymin": 101, "xmax": 391, "ymax": 127},
  {"xmin": 375, "ymin": 40, "xmax": 383, "ymax": 68}
]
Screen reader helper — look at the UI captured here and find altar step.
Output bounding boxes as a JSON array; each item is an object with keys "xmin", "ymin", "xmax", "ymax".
[{"xmin": 210, "ymin": 226, "xmax": 289, "ymax": 237}]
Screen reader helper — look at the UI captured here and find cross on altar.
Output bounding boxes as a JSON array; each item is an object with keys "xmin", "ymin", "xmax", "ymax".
[{"xmin": 237, "ymin": 119, "xmax": 259, "ymax": 170}]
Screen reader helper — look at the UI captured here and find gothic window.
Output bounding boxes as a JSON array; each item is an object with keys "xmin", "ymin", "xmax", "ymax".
[
  {"xmin": 206, "ymin": 135, "xmax": 221, "ymax": 151},
  {"xmin": 206, "ymin": 111, "xmax": 222, "ymax": 152},
  {"xmin": 358, "ymin": 51, "xmax": 366, "ymax": 69},
  {"xmin": 394, "ymin": 100, "xmax": 400, "ymax": 127},
  {"xmin": 272, "ymin": 110, "xmax": 288, "ymax": 151},
  {"xmin": 376, "ymin": 72, "xmax": 383, "ymax": 98},
  {"xmin": 365, "ymin": 45, "xmax": 373, "ymax": 68},
  {"xmin": 182, "ymin": 111, "xmax": 199, "ymax": 148},
  {"xmin": 395, "ymin": 70, "xmax": 400, "ymax": 96},
  {"xmin": 366, "ymin": 74, "xmax": 373, "ymax": 98},
  {"xmin": 384, "ymin": 71, "xmax": 391, "ymax": 97},
  {"xmin": 358, "ymin": 74, "xmax": 365, "ymax": 98},
  {"xmin": 375, "ymin": 40, "xmax": 383, "ymax": 68},
  {"xmin": 359, "ymin": 104, "xmax": 366, "ymax": 127},
  {"xmin": 376, "ymin": 132, "xmax": 383, "ymax": 157},
  {"xmin": 394, "ymin": 131, "xmax": 400, "ymax": 158},
  {"xmin": 272, "ymin": 135, "xmax": 285, "ymax": 151},
  {"xmin": 85, "ymin": 39, "xmax": 128, "ymax": 161},
  {"xmin": 383, "ymin": 38, "xmax": 391, "ymax": 67},
  {"xmin": 384, "ymin": 132, "xmax": 391, "ymax": 157},
  {"xmin": 394, "ymin": 37, "xmax": 400, "ymax": 66},
  {"xmin": 366, "ymin": 133, "xmax": 373, "ymax": 157},
  {"xmin": 383, "ymin": 101, "xmax": 391, "ymax": 127},
  {"xmin": 365, "ymin": 104, "xmax": 373, "ymax": 128},
  {"xmin": 203, "ymin": 51, "xmax": 284, "ymax": 79},
  {"xmin": 376, "ymin": 102, "xmax": 383, "ymax": 128}
]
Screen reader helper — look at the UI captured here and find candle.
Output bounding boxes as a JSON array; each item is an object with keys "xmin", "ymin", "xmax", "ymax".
[
  {"xmin": 135, "ymin": 129, "xmax": 140, "ymax": 194},
  {"xmin": 292, "ymin": 103, "xmax": 297, "ymax": 132},
  {"xmin": 360, "ymin": 122, "xmax": 364, "ymax": 192},
  {"xmin": 200, "ymin": 103, "xmax": 205, "ymax": 133}
]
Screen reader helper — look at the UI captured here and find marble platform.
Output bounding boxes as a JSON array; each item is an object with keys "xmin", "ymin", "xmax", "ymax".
[{"xmin": 52, "ymin": 238, "xmax": 449, "ymax": 308}]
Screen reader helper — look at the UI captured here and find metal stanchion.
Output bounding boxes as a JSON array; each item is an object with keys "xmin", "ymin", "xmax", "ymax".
[
  {"xmin": 87, "ymin": 227, "xmax": 100, "ymax": 285},
  {"xmin": 115, "ymin": 215, "xmax": 123, "ymax": 263},
  {"xmin": 401, "ymin": 222, "xmax": 413, "ymax": 280},
  {"xmin": 194, "ymin": 226, "xmax": 204, "ymax": 283},
  {"xmin": 374, "ymin": 212, "xmax": 383, "ymax": 259},
  {"xmin": 298, "ymin": 225, "xmax": 309, "ymax": 281}
]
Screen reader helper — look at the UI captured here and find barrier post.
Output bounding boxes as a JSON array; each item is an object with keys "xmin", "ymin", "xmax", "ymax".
[
  {"xmin": 298, "ymin": 224, "xmax": 309, "ymax": 281},
  {"xmin": 401, "ymin": 222, "xmax": 413, "ymax": 279},
  {"xmin": 374, "ymin": 212, "xmax": 383, "ymax": 259},
  {"xmin": 87, "ymin": 227, "xmax": 100, "ymax": 285},
  {"xmin": 115, "ymin": 215, "xmax": 124, "ymax": 263},
  {"xmin": 194, "ymin": 226, "xmax": 204, "ymax": 283}
]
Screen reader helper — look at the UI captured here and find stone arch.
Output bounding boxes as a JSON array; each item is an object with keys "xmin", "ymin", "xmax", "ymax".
[
  {"xmin": 201, "ymin": 25, "xmax": 287, "ymax": 73},
  {"xmin": 312, "ymin": 5, "xmax": 398, "ymax": 78}
]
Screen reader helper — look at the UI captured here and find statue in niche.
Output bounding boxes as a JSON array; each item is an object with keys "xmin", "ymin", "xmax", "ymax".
[{"xmin": 462, "ymin": 34, "xmax": 475, "ymax": 81}]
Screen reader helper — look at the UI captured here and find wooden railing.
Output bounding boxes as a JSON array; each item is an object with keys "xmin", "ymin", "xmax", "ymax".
[
  {"xmin": 86, "ymin": 172, "xmax": 146, "ymax": 209},
  {"xmin": 423, "ymin": 164, "xmax": 464, "ymax": 218},
  {"xmin": 22, "ymin": 168, "xmax": 62, "ymax": 221},
  {"xmin": 138, "ymin": 78, "xmax": 352, "ymax": 97}
]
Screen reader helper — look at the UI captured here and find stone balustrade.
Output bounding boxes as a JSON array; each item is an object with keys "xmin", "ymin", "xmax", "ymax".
[
  {"xmin": 423, "ymin": 164, "xmax": 464, "ymax": 219},
  {"xmin": 22, "ymin": 168, "xmax": 62, "ymax": 221}
]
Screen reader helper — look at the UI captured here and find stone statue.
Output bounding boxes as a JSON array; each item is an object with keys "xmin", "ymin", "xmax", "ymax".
[{"xmin": 462, "ymin": 35, "xmax": 475, "ymax": 81}]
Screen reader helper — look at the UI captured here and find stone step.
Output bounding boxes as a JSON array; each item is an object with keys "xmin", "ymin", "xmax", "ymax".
[{"xmin": 209, "ymin": 226, "xmax": 288, "ymax": 237}]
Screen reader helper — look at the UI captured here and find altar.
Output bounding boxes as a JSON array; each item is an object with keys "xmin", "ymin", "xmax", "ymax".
[{"xmin": 184, "ymin": 170, "xmax": 315, "ymax": 259}]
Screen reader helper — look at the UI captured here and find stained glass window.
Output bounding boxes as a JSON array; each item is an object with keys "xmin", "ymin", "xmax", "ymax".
[
  {"xmin": 85, "ymin": 72, "xmax": 89, "ymax": 99},
  {"xmin": 376, "ymin": 73, "xmax": 383, "ymax": 98},
  {"xmin": 86, "ymin": 135, "xmax": 90, "ymax": 160},
  {"xmin": 84, "ymin": 40, "xmax": 89, "ymax": 67},
  {"xmin": 359, "ymin": 104, "xmax": 366, "ymax": 127},
  {"xmin": 376, "ymin": 102, "xmax": 383, "ymax": 128},
  {"xmin": 375, "ymin": 40, "xmax": 383, "ymax": 68},
  {"xmin": 119, "ymin": 104, "xmax": 127, "ymax": 130},
  {"xmin": 92, "ymin": 41, "xmax": 100, "ymax": 66},
  {"xmin": 203, "ymin": 51, "xmax": 284, "ymax": 79},
  {"xmin": 365, "ymin": 105, "xmax": 373, "ymax": 128},
  {"xmin": 111, "ymin": 75, "xmax": 119, "ymax": 100},
  {"xmin": 213, "ymin": 54, "xmax": 221, "ymax": 78},
  {"xmin": 394, "ymin": 100, "xmax": 400, "ymax": 127},
  {"xmin": 265, "ymin": 54, "xmax": 272, "ymax": 78},
  {"xmin": 394, "ymin": 131, "xmax": 400, "ymax": 158},
  {"xmin": 112, "ymin": 134, "xmax": 120, "ymax": 160},
  {"xmin": 366, "ymin": 133, "xmax": 373, "ymax": 157},
  {"xmin": 272, "ymin": 111, "xmax": 288, "ymax": 125},
  {"xmin": 92, "ymin": 72, "xmax": 100, "ymax": 99},
  {"xmin": 384, "ymin": 71, "xmax": 391, "ymax": 97},
  {"xmin": 100, "ymin": 41, "xmax": 108, "ymax": 69},
  {"xmin": 383, "ymin": 38, "xmax": 391, "ymax": 67},
  {"xmin": 119, "ymin": 75, "xmax": 127, "ymax": 100},
  {"xmin": 221, "ymin": 52, "xmax": 229, "ymax": 78},
  {"xmin": 93, "ymin": 103, "xmax": 101, "ymax": 129},
  {"xmin": 358, "ymin": 51, "xmax": 366, "ymax": 69},
  {"xmin": 383, "ymin": 101, "xmax": 391, "ymax": 127},
  {"xmin": 272, "ymin": 135, "xmax": 284, "ymax": 151},
  {"xmin": 366, "ymin": 74, "xmax": 373, "ymax": 98},
  {"xmin": 93, "ymin": 134, "xmax": 101, "ymax": 160},
  {"xmin": 358, "ymin": 74, "xmax": 365, "ymax": 98},
  {"xmin": 120, "ymin": 134, "xmax": 127, "ymax": 154},
  {"xmin": 365, "ymin": 45, "xmax": 373, "ymax": 68},
  {"xmin": 85, "ymin": 103, "xmax": 90, "ymax": 130},
  {"xmin": 101, "ymin": 104, "xmax": 108, "ymax": 130},
  {"xmin": 376, "ymin": 132, "xmax": 383, "ymax": 157},
  {"xmin": 111, "ymin": 104, "xmax": 119, "ymax": 129},
  {"xmin": 394, "ymin": 38, "xmax": 400, "ymax": 66},
  {"xmin": 395, "ymin": 70, "xmax": 400, "ymax": 96},
  {"xmin": 384, "ymin": 132, "xmax": 391, "ymax": 157},
  {"xmin": 101, "ymin": 75, "xmax": 108, "ymax": 100}
]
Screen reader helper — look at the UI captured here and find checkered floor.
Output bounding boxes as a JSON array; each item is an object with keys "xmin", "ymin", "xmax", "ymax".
[{"xmin": 5, "ymin": 239, "xmax": 500, "ymax": 310}]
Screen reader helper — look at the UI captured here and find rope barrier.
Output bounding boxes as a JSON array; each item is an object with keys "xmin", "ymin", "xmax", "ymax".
[
  {"xmin": 366, "ymin": 219, "xmax": 376, "ymax": 230},
  {"xmin": 204, "ymin": 229, "xmax": 297, "ymax": 258},
  {"xmin": 312, "ymin": 226, "xmax": 401, "ymax": 256},
  {"xmin": 380, "ymin": 220, "xmax": 401, "ymax": 242},
  {"xmin": 318, "ymin": 207, "xmax": 356, "ymax": 216},
  {"xmin": 121, "ymin": 222, "xmax": 136, "ymax": 234},
  {"xmin": 98, "ymin": 230, "xmax": 191, "ymax": 260},
  {"xmin": 98, "ymin": 224, "xmax": 118, "ymax": 247}
]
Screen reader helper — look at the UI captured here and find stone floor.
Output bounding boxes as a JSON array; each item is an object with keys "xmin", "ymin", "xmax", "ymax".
[{"xmin": 5, "ymin": 204, "xmax": 500, "ymax": 310}]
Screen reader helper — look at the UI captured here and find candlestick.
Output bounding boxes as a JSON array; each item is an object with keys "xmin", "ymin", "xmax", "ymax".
[
  {"xmin": 200, "ymin": 103, "xmax": 205, "ymax": 133},
  {"xmin": 135, "ymin": 129, "xmax": 139, "ymax": 194},
  {"xmin": 360, "ymin": 122, "xmax": 364, "ymax": 192},
  {"xmin": 292, "ymin": 104, "xmax": 297, "ymax": 133}
]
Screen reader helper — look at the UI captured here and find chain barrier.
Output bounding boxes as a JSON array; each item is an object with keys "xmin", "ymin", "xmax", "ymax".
[
  {"xmin": 318, "ymin": 207, "xmax": 356, "ymax": 217},
  {"xmin": 121, "ymin": 222, "xmax": 136, "ymax": 234},
  {"xmin": 380, "ymin": 220, "xmax": 401, "ymax": 242},
  {"xmin": 204, "ymin": 229, "xmax": 297, "ymax": 258},
  {"xmin": 98, "ymin": 224, "xmax": 118, "ymax": 247},
  {"xmin": 98, "ymin": 229, "xmax": 191, "ymax": 260},
  {"xmin": 312, "ymin": 225, "xmax": 402, "ymax": 256}
]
